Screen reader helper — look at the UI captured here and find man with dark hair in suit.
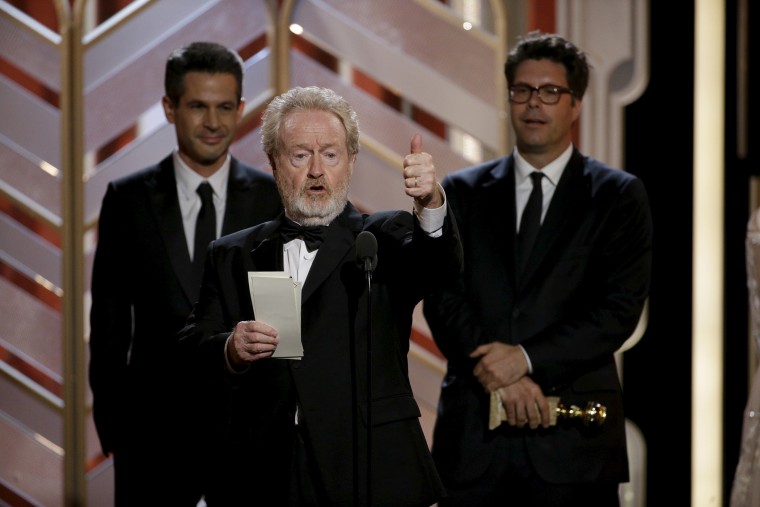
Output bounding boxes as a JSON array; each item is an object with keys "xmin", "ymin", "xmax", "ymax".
[
  {"xmin": 423, "ymin": 31, "xmax": 653, "ymax": 506},
  {"xmin": 177, "ymin": 85, "xmax": 461, "ymax": 506},
  {"xmin": 89, "ymin": 41, "xmax": 282, "ymax": 505}
]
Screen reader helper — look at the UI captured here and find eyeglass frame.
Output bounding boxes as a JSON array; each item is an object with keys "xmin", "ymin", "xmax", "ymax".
[{"xmin": 508, "ymin": 84, "xmax": 575, "ymax": 105}]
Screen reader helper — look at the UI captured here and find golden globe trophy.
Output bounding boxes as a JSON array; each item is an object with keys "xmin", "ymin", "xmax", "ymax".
[
  {"xmin": 489, "ymin": 392, "xmax": 607, "ymax": 430},
  {"xmin": 546, "ymin": 396, "xmax": 606, "ymax": 426}
]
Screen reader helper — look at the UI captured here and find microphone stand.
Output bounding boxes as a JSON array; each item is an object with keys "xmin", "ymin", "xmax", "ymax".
[
  {"xmin": 355, "ymin": 231, "xmax": 377, "ymax": 506},
  {"xmin": 364, "ymin": 256, "xmax": 373, "ymax": 507}
]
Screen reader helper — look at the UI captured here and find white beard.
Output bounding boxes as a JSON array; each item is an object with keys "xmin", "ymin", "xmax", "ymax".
[{"xmin": 276, "ymin": 171, "xmax": 351, "ymax": 227}]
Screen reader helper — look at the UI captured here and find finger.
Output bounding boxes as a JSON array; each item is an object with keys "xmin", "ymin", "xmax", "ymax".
[
  {"xmin": 526, "ymin": 403, "xmax": 541, "ymax": 429},
  {"xmin": 537, "ymin": 399, "xmax": 552, "ymax": 428},
  {"xmin": 410, "ymin": 132, "xmax": 423, "ymax": 154},
  {"xmin": 470, "ymin": 344, "xmax": 489, "ymax": 358},
  {"xmin": 249, "ymin": 320, "xmax": 278, "ymax": 337},
  {"xmin": 515, "ymin": 401, "xmax": 532, "ymax": 427},
  {"xmin": 252, "ymin": 344, "xmax": 275, "ymax": 355},
  {"xmin": 509, "ymin": 407, "xmax": 524, "ymax": 426},
  {"xmin": 506, "ymin": 407, "xmax": 517, "ymax": 426},
  {"xmin": 252, "ymin": 333, "xmax": 280, "ymax": 348},
  {"xmin": 472, "ymin": 362, "xmax": 484, "ymax": 382}
]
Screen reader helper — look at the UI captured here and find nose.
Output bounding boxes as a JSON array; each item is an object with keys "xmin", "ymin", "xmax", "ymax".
[
  {"xmin": 307, "ymin": 155, "xmax": 323, "ymax": 177},
  {"xmin": 526, "ymin": 88, "xmax": 541, "ymax": 106},
  {"xmin": 204, "ymin": 108, "xmax": 220, "ymax": 129}
]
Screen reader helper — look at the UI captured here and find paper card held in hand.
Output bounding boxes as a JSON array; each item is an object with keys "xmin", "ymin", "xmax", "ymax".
[{"xmin": 248, "ymin": 271, "xmax": 304, "ymax": 359}]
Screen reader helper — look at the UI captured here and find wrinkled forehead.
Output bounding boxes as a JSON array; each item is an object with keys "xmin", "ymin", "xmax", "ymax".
[{"xmin": 280, "ymin": 110, "xmax": 348, "ymax": 148}]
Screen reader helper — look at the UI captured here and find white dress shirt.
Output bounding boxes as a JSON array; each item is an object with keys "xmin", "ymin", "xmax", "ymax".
[
  {"xmin": 173, "ymin": 150, "xmax": 230, "ymax": 261},
  {"xmin": 513, "ymin": 144, "xmax": 572, "ymax": 230}
]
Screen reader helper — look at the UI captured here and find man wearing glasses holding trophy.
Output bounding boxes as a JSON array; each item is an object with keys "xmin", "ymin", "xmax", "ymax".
[{"xmin": 423, "ymin": 31, "xmax": 653, "ymax": 507}]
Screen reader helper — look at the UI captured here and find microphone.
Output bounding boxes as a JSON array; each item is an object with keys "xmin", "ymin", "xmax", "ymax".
[{"xmin": 355, "ymin": 231, "xmax": 378, "ymax": 273}]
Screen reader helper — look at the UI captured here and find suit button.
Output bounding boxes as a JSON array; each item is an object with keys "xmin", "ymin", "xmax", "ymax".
[{"xmin": 512, "ymin": 308, "xmax": 521, "ymax": 318}]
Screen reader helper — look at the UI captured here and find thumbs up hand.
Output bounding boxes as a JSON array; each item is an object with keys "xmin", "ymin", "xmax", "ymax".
[{"xmin": 403, "ymin": 133, "xmax": 443, "ymax": 208}]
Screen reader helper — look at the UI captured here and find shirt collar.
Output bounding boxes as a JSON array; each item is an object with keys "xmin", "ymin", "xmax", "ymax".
[
  {"xmin": 513, "ymin": 144, "xmax": 573, "ymax": 186},
  {"xmin": 173, "ymin": 150, "xmax": 230, "ymax": 201}
]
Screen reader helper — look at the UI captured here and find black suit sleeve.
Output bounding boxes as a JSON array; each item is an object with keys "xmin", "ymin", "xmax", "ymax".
[{"xmin": 423, "ymin": 176, "xmax": 488, "ymax": 369}]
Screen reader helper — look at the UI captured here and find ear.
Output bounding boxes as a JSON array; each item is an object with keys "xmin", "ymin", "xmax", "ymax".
[
  {"xmin": 162, "ymin": 96, "xmax": 175, "ymax": 124},
  {"xmin": 571, "ymin": 98, "xmax": 583, "ymax": 123},
  {"xmin": 267, "ymin": 154, "xmax": 277, "ymax": 172},
  {"xmin": 348, "ymin": 152, "xmax": 357, "ymax": 175},
  {"xmin": 236, "ymin": 98, "xmax": 246, "ymax": 121}
]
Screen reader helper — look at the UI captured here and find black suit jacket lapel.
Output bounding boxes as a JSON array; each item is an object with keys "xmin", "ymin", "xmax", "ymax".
[
  {"xmin": 520, "ymin": 149, "xmax": 587, "ymax": 282},
  {"xmin": 241, "ymin": 221, "xmax": 283, "ymax": 321},
  {"xmin": 249, "ymin": 219, "xmax": 285, "ymax": 272},
  {"xmin": 148, "ymin": 156, "xmax": 198, "ymax": 303},
  {"xmin": 301, "ymin": 204, "xmax": 364, "ymax": 304},
  {"xmin": 222, "ymin": 158, "xmax": 249, "ymax": 235},
  {"xmin": 481, "ymin": 157, "xmax": 518, "ymax": 290},
  {"xmin": 222, "ymin": 158, "xmax": 264, "ymax": 235}
]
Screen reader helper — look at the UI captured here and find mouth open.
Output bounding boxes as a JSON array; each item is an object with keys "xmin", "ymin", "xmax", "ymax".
[{"xmin": 305, "ymin": 183, "xmax": 329, "ymax": 196}]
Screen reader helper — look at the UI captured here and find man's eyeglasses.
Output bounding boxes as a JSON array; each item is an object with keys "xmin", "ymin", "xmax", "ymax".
[{"xmin": 508, "ymin": 84, "xmax": 574, "ymax": 105}]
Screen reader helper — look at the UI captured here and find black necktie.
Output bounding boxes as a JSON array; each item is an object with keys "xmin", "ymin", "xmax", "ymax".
[
  {"xmin": 280, "ymin": 217, "xmax": 326, "ymax": 252},
  {"xmin": 194, "ymin": 182, "xmax": 216, "ymax": 270},
  {"xmin": 518, "ymin": 172, "xmax": 544, "ymax": 269}
]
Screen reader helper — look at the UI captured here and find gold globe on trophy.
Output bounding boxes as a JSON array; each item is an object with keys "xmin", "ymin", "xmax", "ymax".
[{"xmin": 546, "ymin": 396, "xmax": 606, "ymax": 426}]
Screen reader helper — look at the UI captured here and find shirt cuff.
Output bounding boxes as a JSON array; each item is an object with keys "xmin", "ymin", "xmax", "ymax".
[
  {"xmin": 413, "ymin": 184, "xmax": 447, "ymax": 238},
  {"xmin": 518, "ymin": 344, "xmax": 533, "ymax": 374}
]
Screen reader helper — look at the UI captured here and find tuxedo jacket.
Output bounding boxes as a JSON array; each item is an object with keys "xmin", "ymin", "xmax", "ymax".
[
  {"xmin": 177, "ymin": 202, "xmax": 462, "ymax": 507},
  {"xmin": 89, "ymin": 154, "xmax": 282, "ymax": 457},
  {"xmin": 423, "ymin": 148, "xmax": 653, "ymax": 486}
]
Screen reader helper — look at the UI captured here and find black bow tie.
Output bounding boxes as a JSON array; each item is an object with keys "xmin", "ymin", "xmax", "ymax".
[{"xmin": 280, "ymin": 218, "xmax": 326, "ymax": 252}]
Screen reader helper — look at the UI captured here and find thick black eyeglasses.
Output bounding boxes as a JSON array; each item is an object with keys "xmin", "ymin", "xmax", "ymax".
[{"xmin": 509, "ymin": 84, "xmax": 574, "ymax": 105}]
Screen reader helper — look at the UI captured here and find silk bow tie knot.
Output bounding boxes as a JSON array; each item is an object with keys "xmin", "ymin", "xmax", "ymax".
[{"xmin": 280, "ymin": 218, "xmax": 326, "ymax": 252}]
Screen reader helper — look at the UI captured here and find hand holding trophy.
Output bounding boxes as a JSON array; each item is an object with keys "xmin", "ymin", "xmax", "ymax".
[{"xmin": 489, "ymin": 391, "xmax": 607, "ymax": 430}]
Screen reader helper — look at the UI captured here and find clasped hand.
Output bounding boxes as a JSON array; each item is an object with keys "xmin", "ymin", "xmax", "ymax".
[{"xmin": 471, "ymin": 342, "xmax": 550, "ymax": 429}]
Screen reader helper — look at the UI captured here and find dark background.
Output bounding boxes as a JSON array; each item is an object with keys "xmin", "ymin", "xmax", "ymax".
[{"xmin": 623, "ymin": 2, "xmax": 756, "ymax": 504}]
